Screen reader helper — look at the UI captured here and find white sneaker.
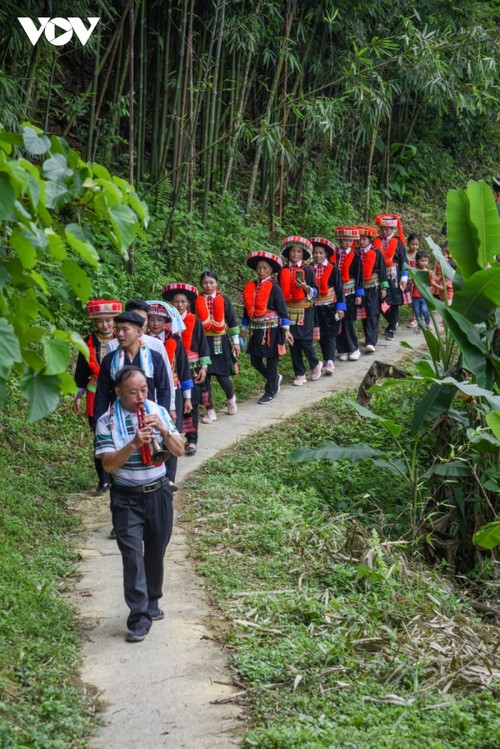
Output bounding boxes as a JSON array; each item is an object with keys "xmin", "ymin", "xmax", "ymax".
[
  {"xmin": 348, "ymin": 349, "xmax": 361, "ymax": 361},
  {"xmin": 323, "ymin": 361, "xmax": 335, "ymax": 375},
  {"xmin": 365, "ymin": 344, "xmax": 376, "ymax": 353},
  {"xmin": 201, "ymin": 408, "xmax": 217, "ymax": 424},
  {"xmin": 293, "ymin": 374, "xmax": 307, "ymax": 386},
  {"xmin": 339, "ymin": 353, "xmax": 348, "ymax": 361},
  {"xmin": 226, "ymin": 396, "xmax": 237, "ymax": 415}
]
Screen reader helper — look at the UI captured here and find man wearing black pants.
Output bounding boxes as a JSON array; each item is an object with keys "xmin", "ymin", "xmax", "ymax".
[{"xmin": 95, "ymin": 366, "xmax": 184, "ymax": 642}]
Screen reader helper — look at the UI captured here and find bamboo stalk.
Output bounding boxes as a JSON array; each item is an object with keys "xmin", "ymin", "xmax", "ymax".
[{"xmin": 128, "ymin": 0, "xmax": 136, "ymax": 275}]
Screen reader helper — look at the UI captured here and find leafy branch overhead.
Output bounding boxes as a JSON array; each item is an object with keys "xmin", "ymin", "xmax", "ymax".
[{"xmin": 0, "ymin": 125, "xmax": 149, "ymax": 421}]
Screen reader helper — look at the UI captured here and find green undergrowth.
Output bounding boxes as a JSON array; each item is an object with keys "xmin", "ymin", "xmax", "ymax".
[
  {"xmin": 0, "ymin": 386, "xmax": 95, "ymax": 748},
  {"xmin": 182, "ymin": 385, "xmax": 500, "ymax": 749}
]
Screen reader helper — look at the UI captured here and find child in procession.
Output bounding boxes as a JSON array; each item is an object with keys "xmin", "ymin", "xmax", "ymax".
[
  {"xmin": 195, "ymin": 270, "xmax": 240, "ymax": 421},
  {"xmin": 309, "ymin": 237, "xmax": 346, "ymax": 374}
]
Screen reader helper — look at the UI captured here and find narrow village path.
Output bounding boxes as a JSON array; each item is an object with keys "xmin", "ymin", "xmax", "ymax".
[{"xmin": 70, "ymin": 332, "xmax": 421, "ymax": 748}]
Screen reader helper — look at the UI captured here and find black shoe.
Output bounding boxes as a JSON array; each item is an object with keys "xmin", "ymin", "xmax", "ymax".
[
  {"xmin": 385, "ymin": 329, "xmax": 395, "ymax": 341},
  {"xmin": 185, "ymin": 443, "xmax": 197, "ymax": 455},
  {"xmin": 258, "ymin": 393, "xmax": 275, "ymax": 404},
  {"xmin": 109, "ymin": 527, "xmax": 116, "ymax": 540},
  {"xmin": 95, "ymin": 482, "xmax": 110, "ymax": 494},
  {"xmin": 126, "ymin": 627, "xmax": 148, "ymax": 643},
  {"xmin": 148, "ymin": 607, "xmax": 165, "ymax": 621},
  {"xmin": 169, "ymin": 480, "xmax": 178, "ymax": 493}
]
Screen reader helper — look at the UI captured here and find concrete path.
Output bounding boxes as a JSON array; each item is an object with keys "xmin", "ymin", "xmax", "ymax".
[{"xmin": 70, "ymin": 332, "xmax": 421, "ymax": 748}]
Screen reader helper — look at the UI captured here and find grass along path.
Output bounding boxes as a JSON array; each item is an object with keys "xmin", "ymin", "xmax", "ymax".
[
  {"xmin": 181, "ymin": 377, "xmax": 500, "ymax": 745},
  {"xmin": 73, "ymin": 331, "xmax": 423, "ymax": 747}
]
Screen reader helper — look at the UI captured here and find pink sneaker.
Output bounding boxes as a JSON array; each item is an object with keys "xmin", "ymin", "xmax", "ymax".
[
  {"xmin": 323, "ymin": 361, "xmax": 335, "ymax": 375},
  {"xmin": 201, "ymin": 408, "xmax": 217, "ymax": 424},
  {"xmin": 226, "ymin": 396, "xmax": 237, "ymax": 415},
  {"xmin": 293, "ymin": 374, "xmax": 307, "ymax": 386},
  {"xmin": 407, "ymin": 320, "xmax": 417, "ymax": 328},
  {"xmin": 310, "ymin": 361, "xmax": 323, "ymax": 380}
]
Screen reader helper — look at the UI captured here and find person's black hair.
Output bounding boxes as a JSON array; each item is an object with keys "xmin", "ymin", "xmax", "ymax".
[
  {"xmin": 407, "ymin": 233, "xmax": 420, "ymax": 244},
  {"xmin": 415, "ymin": 251, "xmax": 429, "ymax": 261},
  {"xmin": 200, "ymin": 270, "xmax": 218, "ymax": 284},
  {"xmin": 125, "ymin": 299, "xmax": 149, "ymax": 313},
  {"xmin": 115, "ymin": 365, "xmax": 147, "ymax": 387}
]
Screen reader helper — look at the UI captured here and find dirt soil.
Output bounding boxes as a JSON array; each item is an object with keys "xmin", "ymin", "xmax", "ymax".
[{"xmin": 69, "ymin": 332, "xmax": 421, "ymax": 748}]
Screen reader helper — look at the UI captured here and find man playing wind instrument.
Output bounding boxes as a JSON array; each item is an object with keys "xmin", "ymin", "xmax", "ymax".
[{"xmin": 95, "ymin": 366, "xmax": 184, "ymax": 643}]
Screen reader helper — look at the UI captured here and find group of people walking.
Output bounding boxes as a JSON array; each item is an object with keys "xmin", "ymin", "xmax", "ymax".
[{"xmin": 73, "ymin": 211, "xmax": 451, "ymax": 643}]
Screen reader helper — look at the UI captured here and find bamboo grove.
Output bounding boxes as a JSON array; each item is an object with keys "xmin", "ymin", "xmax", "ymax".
[{"xmin": 1, "ymin": 0, "xmax": 499, "ymax": 236}]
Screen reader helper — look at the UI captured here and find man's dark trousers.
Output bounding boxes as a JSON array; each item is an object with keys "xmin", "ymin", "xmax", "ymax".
[{"xmin": 111, "ymin": 483, "xmax": 173, "ymax": 631}]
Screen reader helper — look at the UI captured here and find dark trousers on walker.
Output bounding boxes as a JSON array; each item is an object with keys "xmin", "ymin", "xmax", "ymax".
[
  {"xmin": 289, "ymin": 339, "xmax": 319, "ymax": 376},
  {"xmin": 110, "ymin": 482, "xmax": 173, "ymax": 631},
  {"xmin": 383, "ymin": 304, "xmax": 399, "ymax": 332},
  {"xmin": 362, "ymin": 315, "xmax": 380, "ymax": 347},
  {"xmin": 250, "ymin": 354, "xmax": 279, "ymax": 396},
  {"xmin": 337, "ymin": 320, "xmax": 358, "ymax": 354}
]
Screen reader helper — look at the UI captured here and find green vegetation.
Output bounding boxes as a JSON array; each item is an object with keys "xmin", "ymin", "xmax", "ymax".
[
  {"xmin": 0, "ymin": 127, "xmax": 148, "ymax": 420},
  {"xmin": 183, "ymin": 385, "xmax": 500, "ymax": 748},
  {"xmin": 0, "ymin": 386, "xmax": 95, "ymax": 747}
]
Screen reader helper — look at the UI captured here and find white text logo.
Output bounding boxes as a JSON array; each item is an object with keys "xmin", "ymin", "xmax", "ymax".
[{"xmin": 17, "ymin": 17, "xmax": 100, "ymax": 46}]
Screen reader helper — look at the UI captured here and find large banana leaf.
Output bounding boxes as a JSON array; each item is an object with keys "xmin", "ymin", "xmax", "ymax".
[
  {"xmin": 440, "ymin": 306, "xmax": 488, "ymax": 386},
  {"xmin": 349, "ymin": 400, "xmax": 403, "ymax": 437},
  {"xmin": 290, "ymin": 442, "xmax": 384, "ymax": 463},
  {"xmin": 451, "ymin": 267, "xmax": 500, "ymax": 324},
  {"xmin": 473, "ymin": 520, "xmax": 500, "ymax": 550},
  {"xmin": 467, "ymin": 180, "xmax": 500, "ymax": 268},
  {"xmin": 425, "ymin": 236, "xmax": 456, "ymax": 282},
  {"xmin": 446, "ymin": 189, "xmax": 481, "ymax": 278},
  {"xmin": 410, "ymin": 383, "xmax": 457, "ymax": 436}
]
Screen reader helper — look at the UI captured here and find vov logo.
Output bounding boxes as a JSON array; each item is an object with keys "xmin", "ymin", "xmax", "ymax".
[{"xmin": 18, "ymin": 17, "xmax": 100, "ymax": 46}]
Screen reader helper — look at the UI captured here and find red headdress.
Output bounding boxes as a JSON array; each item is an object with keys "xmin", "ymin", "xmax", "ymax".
[
  {"xmin": 86, "ymin": 299, "xmax": 122, "ymax": 318},
  {"xmin": 374, "ymin": 214, "xmax": 405, "ymax": 246}
]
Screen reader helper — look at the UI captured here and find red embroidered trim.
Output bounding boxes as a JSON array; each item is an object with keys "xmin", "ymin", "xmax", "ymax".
[
  {"xmin": 243, "ymin": 280, "xmax": 273, "ymax": 317},
  {"xmin": 87, "ymin": 334, "xmax": 101, "ymax": 379},
  {"xmin": 373, "ymin": 236, "xmax": 399, "ymax": 266},
  {"xmin": 280, "ymin": 267, "xmax": 307, "ymax": 302},
  {"xmin": 340, "ymin": 251, "xmax": 356, "ymax": 284},
  {"xmin": 181, "ymin": 312, "xmax": 196, "ymax": 354},
  {"xmin": 195, "ymin": 294, "xmax": 226, "ymax": 333},
  {"xmin": 164, "ymin": 335, "xmax": 177, "ymax": 365},
  {"xmin": 362, "ymin": 249, "xmax": 377, "ymax": 281},
  {"xmin": 312, "ymin": 263, "xmax": 333, "ymax": 296}
]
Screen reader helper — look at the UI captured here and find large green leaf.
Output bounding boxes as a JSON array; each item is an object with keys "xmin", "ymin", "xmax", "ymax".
[
  {"xmin": 42, "ymin": 154, "xmax": 73, "ymax": 181},
  {"xmin": 452, "ymin": 267, "xmax": 500, "ymax": 323},
  {"xmin": 0, "ymin": 173, "xmax": 16, "ymax": 220},
  {"xmin": 20, "ymin": 371, "xmax": 60, "ymax": 422},
  {"xmin": 65, "ymin": 224, "xmax": 99, "ymax": 267},
  {"xmin": 437, "ymin": 377, "xmax": 500, "ymax": 410},
  {"xmin": 426, "ymin": 460, "xmax": 472, "ymax": 478},
  {"xmin": 10, "ymin": 229, "xmax": 37, "ymax": 269},
  {"xmin": 467, "ymin": 180, "xmax": 500, "ymax": 268},
  {"xmin": 349, "ymin": 400, "xmax": 402, "ymax": 436},
  {"xmin": 440, "ymin": 306, "xmax": 487, "ymax": 385},
  {"xmin": 109, "ymin": 204, "xmax": 138, "ymax": 255},
  {"xmin": 22, "ymin": 126, "xmax": 51, "ymax": 156},
  {"xmin": 411, "ymin": 383, "xmax": 457, "ymax": 436},
  {"xmin": 61, "ymin": 259, "xmax": 91, "ymax": 302},
  {"xmin": 43, "ymin": 338, "xmax": 71, "ymax": 375},
  {"xmin": 425, "ymin": 237, "xmax": 456, "ymax": 282},
  {"xmin": 472, "ymin": 520, "xmax": 500, "ymax": 550},
  {"xmin": 290, "ymin": 441, "xmax": 384, "ymax": 463},
  {"xmin": 446, "ymin": 189, "xmax": 480, "ymax": 278},
  {"xmin": 485, "ymin": 411, "xmax": 500, "ymax": 440},
  {"xmin": 0, "ymin": 318, "xmax": 22, "ymax": 368}
]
